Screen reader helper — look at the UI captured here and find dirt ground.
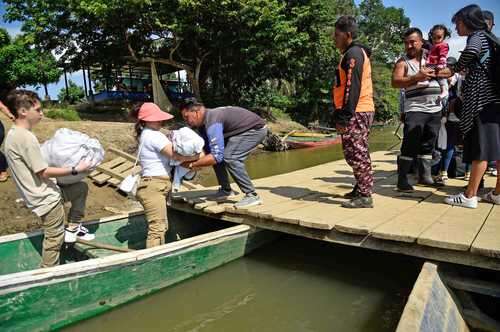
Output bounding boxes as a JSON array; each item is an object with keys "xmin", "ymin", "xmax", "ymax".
[
  {"xmin": 0, "ymin": 113, "xmax": 145, "ymax": 235},
  {"xmin": 0, "ymin": 112, "xmax": 304, "ymax": 236}
]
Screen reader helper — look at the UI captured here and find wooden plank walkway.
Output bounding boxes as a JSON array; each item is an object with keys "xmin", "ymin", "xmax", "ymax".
[{"xmin": 169, "ymin": 150, "xmax": 500, "ymax": 271}]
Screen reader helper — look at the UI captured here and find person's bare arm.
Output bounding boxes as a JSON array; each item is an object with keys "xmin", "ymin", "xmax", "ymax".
[
  {"xmin": 37, "ymin": 160, "xmax": 91, "ymax": 179},
  {"xmin": 161, "ymin": 143, "xmax": 203, "ymax": 162},
  {"xmin": 435, "ymin": 67, "xmax": 453, "ymax": 78},
  {"xmin": 181, "ymin": 153, "xmax": 216, "ymax": 170},
  {"xmin": 392, "ymin": 59, "xmax": 434, "ymax": 88}
]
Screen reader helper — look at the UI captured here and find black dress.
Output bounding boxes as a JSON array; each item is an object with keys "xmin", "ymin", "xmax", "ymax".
[{"xmin": 456, "ymin": 31, "xmax": 500, "ymax": 163}]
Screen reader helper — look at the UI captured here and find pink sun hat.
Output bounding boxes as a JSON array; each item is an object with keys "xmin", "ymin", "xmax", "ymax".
[{"xmin": 138, "ymin": 103, "xmax": 174, "ymax": 122}]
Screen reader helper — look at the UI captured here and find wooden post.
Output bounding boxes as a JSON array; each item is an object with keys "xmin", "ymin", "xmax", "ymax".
[
  {"xmin": 177, "ymin": 70, "xmax": 181, "ymax": 92},
  {"xmin": 76, "ymin": 238, "xmax": 134, "ymax": 253},
  {"xmin": 129, "ymin": 65, "xmax": 133, "ymax": 90},
  {"xmin": 104, "ymin": 64, "xmax": 109, "ymax": 92},
  {"xmin": 87, "ymin": 66, "xmax": 94, "ymax": 101},
  {"xmin": 43, "ymin": 83, "xmax": 50, "ymax": 101},
  {"xmin": 63, "ymin": 68, "xmax": 69, "ymax": 101},
  {"xmin": 82, "ymin": 68, "xmax": 88, "ymax": 97}
]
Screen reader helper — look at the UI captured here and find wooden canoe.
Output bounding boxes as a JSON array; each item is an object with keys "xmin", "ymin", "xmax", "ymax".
[
  {"xmin": 398, "ymin": 262, "xmax": 500, "ymax": 332},
  {"xmin": 0, "ymin": 211, "xmax": 278, "ymax": 331},
  {"xmin": 284, "ymin": 135, "xmax": 341, "ymax": 149},
  {"xmin": 288, "ymin": 132, "xmax": 333, "ymax": 138}
]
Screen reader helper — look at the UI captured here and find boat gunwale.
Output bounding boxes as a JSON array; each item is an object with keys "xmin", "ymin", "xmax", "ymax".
[
  {"xmin": 0, "ymin": 208, "xmax": 145, "ymax": 245},
  {"xmin": 0, "ymin": 223, "xmax": 252, "ymax": 293}
]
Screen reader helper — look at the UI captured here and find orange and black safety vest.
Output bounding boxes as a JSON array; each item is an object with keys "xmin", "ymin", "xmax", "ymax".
[{"xmin": 332, "ymin": 43, "xmax": 375, "ymax": 125}]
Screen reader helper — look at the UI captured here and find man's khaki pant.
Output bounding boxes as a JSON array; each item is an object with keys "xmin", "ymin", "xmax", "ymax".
[
  {"xmin": 136, "ymin": 177, "xmax": 170, "ymax": 248},
  {"xmin": 39, "ymin": 181, "xmax": 89, "ymax": 268}
]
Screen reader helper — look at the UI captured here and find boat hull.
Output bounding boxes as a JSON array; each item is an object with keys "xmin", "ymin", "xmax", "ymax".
[
  {"xmin": 0, "ymin": 214, "xmax": 277, "ymax": 331},
  {"xmin": 397, "ymin": 262, "xmax": 469, "ymax": 332},
  {"xmin": 285, "ymin": 137, "xmax": 341, "ymax": 149}
]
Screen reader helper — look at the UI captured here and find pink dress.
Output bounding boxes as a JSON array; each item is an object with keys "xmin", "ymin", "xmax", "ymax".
[{"xmin": 427, "ymin": 42, "xmax": 449, "ymax": 68}]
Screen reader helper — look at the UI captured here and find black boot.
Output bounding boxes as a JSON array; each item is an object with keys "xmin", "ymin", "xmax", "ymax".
[
  {"xmin": 397, "ymin": 158, "xmax": 415, "ymax": 192},
  {"xmin": 417, "ymin": 157, "xmax": 436, "ymax": 186},
  {"xmin": 344, "ymin": 184, "xmax": 360, "ymax": 199}
]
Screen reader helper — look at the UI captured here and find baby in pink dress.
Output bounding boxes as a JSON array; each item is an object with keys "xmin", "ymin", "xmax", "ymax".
[{"xmin": 426, "ymin": 25, "xmax": 451, "ymax": 104}]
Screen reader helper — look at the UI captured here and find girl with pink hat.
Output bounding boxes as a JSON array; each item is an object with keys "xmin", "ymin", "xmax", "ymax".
[{"xmin": 130, "ymin": 102, "xmax": 200, "ymax": 248}]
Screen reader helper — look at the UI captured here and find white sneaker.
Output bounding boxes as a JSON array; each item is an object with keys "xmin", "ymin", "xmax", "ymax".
[
  {"xmin": 481, "ymin": 190, "xmax": 500, "ymax": 205},
  {"xmin": 65, "ymin": 224, "xmax": 95, "ymax": 243},
  {"xmin": 444, "ymin": 192, "xmax": 478, "ymax": 209}
]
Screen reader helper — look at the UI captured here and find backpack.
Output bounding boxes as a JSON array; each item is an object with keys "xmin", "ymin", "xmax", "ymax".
[{"xmin": 480, "ymin": 31, "xmax": 500, "ymax": 95}]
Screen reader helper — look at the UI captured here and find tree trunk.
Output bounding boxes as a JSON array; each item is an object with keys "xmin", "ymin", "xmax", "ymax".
[
  {"xmin": 43, "ymin": 83, "xmax": 50, "ymax": 101},
  {"xmin": 186, "ymin": 69, "xmax": 202, "ymax": 101}
]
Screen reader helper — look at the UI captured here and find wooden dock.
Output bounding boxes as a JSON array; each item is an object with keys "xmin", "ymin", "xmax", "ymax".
[{"xmin": 170, "ymin": 150, "xmax": 500, "ymax": 271}]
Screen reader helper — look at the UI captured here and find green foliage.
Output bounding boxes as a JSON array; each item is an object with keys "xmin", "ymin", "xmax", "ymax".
[
  {"xmin": 0, "ymin": 31, "xmax": 61, "ymax": 90},
  {"xmin": 358, "ymin": 0, "xmax": 410, "ymax": 63},
  {"xmin": 44, "ymin": 107, "xmax": 81, "ymax": 121},
  {"xmin": 4, "ymin": 0, "xmax": 409, "ymax": 124},
  {"xmin": 0, "ymin": 28, "xmax": 11, "ymax": 48},
  {"xmin": 58, "ymin": 80, "xmax": 85, "ymax": 104},
  {"xmin": 240, "ymin": 82, "xmax": 294, "ymax": 112},
  {"xmin": 371, "ymin": 63, "xmax": 400, "ymax": 123}
]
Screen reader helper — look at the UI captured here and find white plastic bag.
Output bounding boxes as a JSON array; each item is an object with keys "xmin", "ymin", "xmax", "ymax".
[
  {"xmin": 41, "ymin": 128, "xmax": 105, "ymax": 184},
  {"xmin": 119, "ymin": 139, "xmax": 143, "ymax": 197},
  {"xmin": 170, "ymin": 127, "xmax": 204, "ymax": 191},
  {"xmin": 119, "ymin": 174, "xmax": 140, "ymax": 196},
  {"xmin": 172, "ymin": 127, "xmax": 205, "ymax": 159}
]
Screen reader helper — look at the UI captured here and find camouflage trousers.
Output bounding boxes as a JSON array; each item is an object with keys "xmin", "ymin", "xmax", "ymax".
[{"xmin": 341, "ymin": 112, "xmax": 375, "ymax": 196}]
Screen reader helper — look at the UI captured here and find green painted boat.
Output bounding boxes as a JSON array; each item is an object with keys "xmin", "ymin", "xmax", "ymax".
[{"xmin": 0, "ymin": 210, "xmax": 278, "ymax": 331}]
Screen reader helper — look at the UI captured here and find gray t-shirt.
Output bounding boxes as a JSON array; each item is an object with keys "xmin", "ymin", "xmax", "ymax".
[
  {"xmin": 401, "ymin": 55, "xmax": 442, "ymax": 114},
  {"xmin": 4, "ymin": 126, "xmax": 61, "ymax": 216}
]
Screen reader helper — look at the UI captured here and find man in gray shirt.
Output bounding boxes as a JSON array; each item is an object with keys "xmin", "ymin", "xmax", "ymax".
[
  {"xmin": 180, "ymin": 99, "xmax": 267, "ymax": 208},
  {"xmin": 392, "ymin": 27, "xmax": 443, "ymax": 192}
]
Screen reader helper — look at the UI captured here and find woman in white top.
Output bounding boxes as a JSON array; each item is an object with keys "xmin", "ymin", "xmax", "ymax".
[{"xmin": 130, "ymin": 102, "xmax": 199, "ymax": 248}]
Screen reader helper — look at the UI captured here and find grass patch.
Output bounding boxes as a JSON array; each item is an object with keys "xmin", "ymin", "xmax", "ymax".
[
  {"xmin": 45, "ymin": 107, "xmax": 81, "ymax": 121},
  {"xmin": 269, "ymin": 107, "xmax": 292, "ymax": 121}
]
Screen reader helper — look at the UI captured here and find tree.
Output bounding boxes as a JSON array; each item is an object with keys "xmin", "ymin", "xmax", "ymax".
[
  {"xmin": 355, "ymin": 0, "xmax": 409, "ymax": 121},
  {"xmin": 371, "ymin": 63, "xmax": 400, "ymax": 122},
  {"xmin": 58, "ymin": 80, "xmax": 85, "ymax": 104},
  {"xmin": 4, "ymin": 0, "xmax": 408, "ymax": 121},
  {"xmin": 0, "ymin": 28, "xmax": 61, "ymax": 97},
  {"xmin": 4, "ymin": 0, "xmax": 217, "ymax": 101},
  {"xmin": 357, "ymin": 0, "xmax": 410, "ymax": 63},
  {"xmin": 3, "ymin": 0, "xmax": 350, "ymax": 104}
]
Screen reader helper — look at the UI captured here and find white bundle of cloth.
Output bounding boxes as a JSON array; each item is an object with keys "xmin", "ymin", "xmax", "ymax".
[
  {"xmin": 170, "ymin": 127, "xmax": 204, "ymax": 192},
  {"xmin": 41, "ymin": 128, "xmax": 105, "ymax": 184}
]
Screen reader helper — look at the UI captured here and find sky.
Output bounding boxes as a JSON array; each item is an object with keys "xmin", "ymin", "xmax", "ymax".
[{"xmin": 1, "ymin": 0, "xmax": 500, "ymax": 99}]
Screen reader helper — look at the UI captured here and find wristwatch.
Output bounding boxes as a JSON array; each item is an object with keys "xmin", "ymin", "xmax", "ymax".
[{"xmin": 71, "ymin": 167, "xmax": 78, "ymax": 176}]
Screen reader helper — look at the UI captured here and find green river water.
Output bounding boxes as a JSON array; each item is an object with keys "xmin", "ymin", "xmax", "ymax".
[{"xmin": 65, "ymin": 126, "xmax": 424, "ymax": 332}]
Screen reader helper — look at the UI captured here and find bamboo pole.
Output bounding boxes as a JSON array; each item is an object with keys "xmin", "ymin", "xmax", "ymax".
[{"xmin": 76, "ymin": 238, "xmax": 134, "ymax": 253}]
